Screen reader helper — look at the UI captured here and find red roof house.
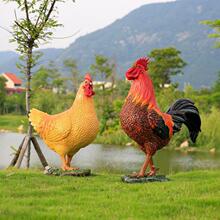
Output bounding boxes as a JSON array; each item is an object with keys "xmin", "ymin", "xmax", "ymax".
[{"xmin": 1, "ymin": 72, "xmax": 24, "ymax": 95}]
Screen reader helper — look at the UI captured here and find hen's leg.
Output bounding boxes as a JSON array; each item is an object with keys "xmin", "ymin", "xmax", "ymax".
[
  {"xmin": 61, "ymin": 155, "xmax": 77, "ymax": 171},
  {"xmin": 65, "ymin": 154, "xmax": 79, "ymax": 170},
  {"xmin": 61, "ymin": 155, "xmax": 68, "ymax": 171},
  {"xmin": 65, "ymin": 154, "xmax": 72, "ymax": 167}
]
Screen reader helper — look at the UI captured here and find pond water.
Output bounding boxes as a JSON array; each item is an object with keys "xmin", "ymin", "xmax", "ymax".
[{"xmin": 0, "ymin": 132, "xmax": 220, "ymax": 174}]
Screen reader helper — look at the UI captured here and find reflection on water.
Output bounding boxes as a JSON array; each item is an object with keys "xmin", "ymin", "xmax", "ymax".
[{"xmin": 0, "ymin": 132, "xmax": 220, "ymax": 174}]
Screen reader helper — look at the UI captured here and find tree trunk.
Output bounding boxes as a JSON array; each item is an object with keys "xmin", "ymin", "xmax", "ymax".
[{"xmin": 25, "ymin": 44, "xmax": 34, "ymax": 164}]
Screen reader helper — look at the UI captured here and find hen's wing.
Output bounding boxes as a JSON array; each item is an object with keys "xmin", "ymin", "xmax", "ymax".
[
  {"xmin": 29, "ymin": 108, "xmax": 72, "ymax": 143},
  {"xmin": 147, "ymin": 109, "xmax": 170, "ymax": 140}
]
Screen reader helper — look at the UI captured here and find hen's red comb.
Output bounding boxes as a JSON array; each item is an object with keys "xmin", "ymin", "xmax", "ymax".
[
  {"xmin": 135, "ymin": 57, "xmax": 150, "ymax": 70},
  {"xmin": 85, "ymin": 73, "xmax": 92, "ymax": 81}
]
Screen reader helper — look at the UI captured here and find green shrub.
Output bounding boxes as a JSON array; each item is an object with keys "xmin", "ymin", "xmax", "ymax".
[
  {"xmin": 95, "ymin": 129, "xmax": 131, "ymax": 145},
  {"xmin": 195, "ymin": 107, "xmax": 220, "ymax": 149}
]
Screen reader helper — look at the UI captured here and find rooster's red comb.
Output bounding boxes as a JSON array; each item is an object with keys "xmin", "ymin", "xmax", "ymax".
[
  {"xmin": 135, "ymin": 57, "xmax": 150, "ymax": 70},
  {"xmin": 85, "ymin": 73, "xmax": 92, "ymax": 81}
]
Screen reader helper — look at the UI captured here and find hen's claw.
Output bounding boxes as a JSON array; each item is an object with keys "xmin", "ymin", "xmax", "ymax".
[{"xmin": 62, "ymin": 166, "xmax": 79, "ymax": 171}]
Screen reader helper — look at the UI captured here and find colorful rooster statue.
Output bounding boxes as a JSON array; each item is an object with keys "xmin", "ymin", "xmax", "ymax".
[
  {"xmin": 29, "ymin": 74, "xmax": 99, "ymax": 171},
  {"xmin": 120, "ymin": 58, "xmax": 201, "ymax": 177}
]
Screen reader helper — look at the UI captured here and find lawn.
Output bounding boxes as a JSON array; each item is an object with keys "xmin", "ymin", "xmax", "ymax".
[
  {"xmin": 0, "ymin": 169, "xmax": 220, "ymax": 220},
  {"xmin": 0, "ymin": 115, "xmax": 28, "ymax": 132}
]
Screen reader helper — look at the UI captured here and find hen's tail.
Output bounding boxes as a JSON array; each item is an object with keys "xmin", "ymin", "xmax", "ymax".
[
  {"xmin": 166, "ymin": 99, "xmax": 201, "ymax": 143},
  {"xmin": 29, "ymin": 108, "xmax": 47, "ymax": 133}
]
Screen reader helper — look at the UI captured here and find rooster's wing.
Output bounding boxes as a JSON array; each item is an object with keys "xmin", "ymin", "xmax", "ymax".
[{"xmin": 147, "ymin": 109, "xmax": 170, "ymax": 140}]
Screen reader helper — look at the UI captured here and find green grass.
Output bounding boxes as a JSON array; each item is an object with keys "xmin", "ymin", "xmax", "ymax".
[
  {"xmin": 0, "ymin": 115, "xmax": 28, "ymax": 132},
  {"xmin": 0, "ymin": 169, "xmax": 220, "ymax": 220}
]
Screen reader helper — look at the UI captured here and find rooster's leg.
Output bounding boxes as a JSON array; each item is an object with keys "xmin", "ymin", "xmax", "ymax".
[
  {"xmin": 146, "ymin": 157, "xmax": 157, "ymax": 176},
  {"xmin": 137, "ymin": 154, "xmax": 151, "ymax": 177},
  {"xmin": 131, "ymin": 154, "xmax": 150, "ymax": 177},
  {"xmin": 65, "ymin": 154, "xmax": 79, "ymax": 170}
]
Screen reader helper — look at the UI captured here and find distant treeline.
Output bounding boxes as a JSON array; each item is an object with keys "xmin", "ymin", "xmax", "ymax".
[{"xmin": 0, "ymin": 49, "xmax": 220, "ymax": 149}]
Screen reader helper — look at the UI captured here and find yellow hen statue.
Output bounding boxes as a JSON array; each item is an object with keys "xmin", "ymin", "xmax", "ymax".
[{"xmin": 29, "ymin": 73, "xmax": 99, "ymax": 171}]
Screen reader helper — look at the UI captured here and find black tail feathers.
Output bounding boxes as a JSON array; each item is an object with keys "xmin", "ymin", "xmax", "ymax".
[{"xmin": 167, "ymin": 98, "xmax": 201, "ymax": 143}]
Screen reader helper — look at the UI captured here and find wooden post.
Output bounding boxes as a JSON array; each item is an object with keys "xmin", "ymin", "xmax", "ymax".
[
  {"xmin": 15, "ymin": 136, "xmax": 30, "ymax": 168},
  {"xmin": 8, "ymin": 120, "xmax": 49, "ymax": 169},
  {"xmin": 26, "ymin": 139, "xmax": 31, "ymax": 168},
  {"xmin": 31, "ymin": 137, "xmax": 48, "ymax": 168},
  {"xmin": 8, "ymin": 137, "xmax": 25, "ymax": 167}
]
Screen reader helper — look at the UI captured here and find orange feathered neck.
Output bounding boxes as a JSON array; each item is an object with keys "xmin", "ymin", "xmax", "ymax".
[
  {"xmin": 126, "ymin": 57, "xmax": 174, "ymax": 137},
  {"xmin": 128, "ymin": 73, "xmax": 174, "ymax": 137},
  {"xmin": 128, "ymin": 72, "xmax": 158, "ymax": 109}
]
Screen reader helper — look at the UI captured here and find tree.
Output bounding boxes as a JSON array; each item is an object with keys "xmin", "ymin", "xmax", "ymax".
[
  {"xmin": 90, "ymin": 55, "xmax": 116, "ymax": 134},
  {"xmin": 33, "ymin": 62, "xmax": 66, "ymax": 93},
  {"xmin": 90, "ymin": 55, "xmax": 115, "ymax": 91},
  {"xmin": 48, "ymin": 61, "xmax": 66, "ymax": 94},
  {"xmin": 4, "ymin": 93, "xmax": 25, "ymax": 114},
  {"xmin": 148, "ymin": 47, "xmax": 187, "ymax": 88},
  {"xmin": 213, "ymin": 72, "xmax": 220, "ymax": 92},
  {"xmin": 6, "ymin": 0, "xmax": 73, "ymax": 169},
  {"xmin": 201, "ymin": 19, "xmax": 220, "ymax": 48},
  {"xmin": 63, "ymin": 59, "xmax": 82, "ymax": 94},
  {"xmin": 32, "ymin": 66, "xmax": 51, "ymax": 90},
  {"xmin": 0, "ymin": 76, "xmax": 7, "ymax": 114}
]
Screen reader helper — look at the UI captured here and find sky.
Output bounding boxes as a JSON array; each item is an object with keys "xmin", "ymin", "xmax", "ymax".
[{"xmin": 0, "ymin": 0, "xmax": 175, "ymax": 52}]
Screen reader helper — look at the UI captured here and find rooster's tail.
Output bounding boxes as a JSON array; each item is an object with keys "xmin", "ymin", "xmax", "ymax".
[
  {"xmin": 29, "ymin": 108, "xmax": 47, "ymax": 133},
  {"xmin": 167, "ymin": 99, "xmax": 201, "ymax": 143}
]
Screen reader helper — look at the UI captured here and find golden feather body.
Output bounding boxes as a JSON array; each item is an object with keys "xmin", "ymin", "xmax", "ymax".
[{"xmin": 29, "ymin": 86, "xmax": 99, "ymax": 157}]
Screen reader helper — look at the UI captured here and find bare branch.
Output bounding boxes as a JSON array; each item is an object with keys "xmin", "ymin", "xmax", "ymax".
[
  {"xmin": 52, "ymin": 30, "xmax": 80, "ymax": 39},
  {"xmin": 0, "ymin": 25, "xmax": 12, "ymax": 34},
  {"xmin": 14, "ymin": 9, "xmax": 18, "ymax": 21}
]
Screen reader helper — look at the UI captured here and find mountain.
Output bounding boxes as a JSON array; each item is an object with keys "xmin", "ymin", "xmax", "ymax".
[
  {"xmin": 0, "ymin": 0, "xmax": 220, "ymax": 88},
  {"xmin": 0, "ymin": 51, "xmax": 18, "ymax": 74},
  {"xmin": 0, "ymin": 51, "xmax": 17, "ymax": 64},
  {"xmin": 0, "ymin": 48, "xmax": 63, "ymax": 77},
  {"xmin": 57, "ymin": 0, "xmax": 220, "ymax": 88}
]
